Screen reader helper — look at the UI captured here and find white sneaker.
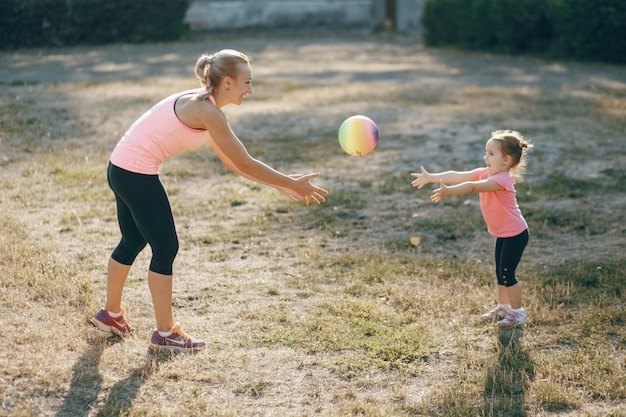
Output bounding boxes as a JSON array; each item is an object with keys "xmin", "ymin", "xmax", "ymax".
[
  {"xmin": 497, "ymin": 310, "xmax": 528, "ymax": 328},
  {"xmin": 480, "ymin": 305, "xmax": 510, "ymax": 322}
]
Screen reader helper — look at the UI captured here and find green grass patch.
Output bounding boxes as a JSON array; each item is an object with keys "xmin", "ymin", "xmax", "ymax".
[
  {"xmin": 525, "ymin": 205, "xmax": 611, "ymax": 236},
  {"xmin": 259, "ymin": 297, "xmax": 435, "ymax": 377},
  {"xmin": 537, "ymin": 259, "xmax": 625, "ymax": 304},
  {"xmin": 527, "ymin": 172, "xmax": 623, "ymax": 199}
]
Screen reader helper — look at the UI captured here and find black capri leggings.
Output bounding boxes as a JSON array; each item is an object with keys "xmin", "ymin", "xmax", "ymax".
[
  {"xmin": 107, "ymin": 162, "xmax": 178, "ymax": 275},
  {"xmin": 495, "ymin": 229, "xmax": 529, "ymax": 288}
]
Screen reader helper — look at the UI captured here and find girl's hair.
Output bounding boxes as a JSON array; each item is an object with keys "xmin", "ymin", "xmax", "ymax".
[
  {"xmin": 490, "ymin": 129, "xmax": 534, "ymax": 182},
  {"xmin": 194, "ymin": 49, "xmax": 250, "ymax": 101}
]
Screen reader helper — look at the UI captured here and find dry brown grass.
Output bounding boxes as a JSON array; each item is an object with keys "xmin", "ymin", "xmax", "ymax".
[{"xmin": 1, "ymin": 33, "xmax": 625, "ymax": 417}]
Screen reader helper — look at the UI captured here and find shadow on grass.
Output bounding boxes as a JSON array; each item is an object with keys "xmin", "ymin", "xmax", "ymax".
[
  {"xmin": 55, "ymin": 333, "xmax": 171, "ymax": 417},
  {"xmin": 55, "ymin": 334, "xmax": 110, "ymax": 417},
  {"xmin": 93, "ymin": 364, "xmax": 152, "ymax": 417},
  {"xmin": 483, "ymin": 328, "xmax": 535, "ymax": 417}
]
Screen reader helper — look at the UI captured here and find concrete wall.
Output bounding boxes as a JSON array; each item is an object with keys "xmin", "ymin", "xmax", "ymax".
[
  {"xmin": 184, "ymin": 0, "xmax": 423, "ymax": 32},
  {"xmin": 396, "ymin": 0, "xmax": 423, "ymax": 32},
  {"xmin": 185, "ymin": 0, "xmax": 378, "ymax": 31}
]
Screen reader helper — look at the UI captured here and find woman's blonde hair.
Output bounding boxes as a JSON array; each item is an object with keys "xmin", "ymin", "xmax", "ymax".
[
  {"xmin": 490, "ymin": 130, "xmax": 534, "ymax": 182},
  {"xmin": 194, "ymin": 49, "xmax": 250, "ymax": 101}
]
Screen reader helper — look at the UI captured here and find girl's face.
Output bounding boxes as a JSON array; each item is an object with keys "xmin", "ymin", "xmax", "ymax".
[
  {"xmin": 226, "ymin": 62, "xmax": 254, "ymax": 105},
  {"xmin": 483, "ymin": 139, "xmax": 511, "ymax": 176}
]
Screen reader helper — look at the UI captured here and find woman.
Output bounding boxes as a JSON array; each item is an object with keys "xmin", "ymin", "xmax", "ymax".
[{"xmin": 91, "ymin": 49, "xmax": 329, "ymax": 352}]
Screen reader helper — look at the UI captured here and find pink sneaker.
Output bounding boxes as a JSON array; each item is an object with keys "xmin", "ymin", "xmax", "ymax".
[
  {"xmin": 480, "ymin": 305, "xmax": 510, "ymax": 322},
  {"xmin": 497, "ymin": 310, "xmax": 528, "ymax": 328},
  {"xmin": 90, "ymin": 307, "xmax": 135, "ymax": 336},
  {"xmin": 149, "ymin": 323, "xmax": 205, "ymax": 353}
]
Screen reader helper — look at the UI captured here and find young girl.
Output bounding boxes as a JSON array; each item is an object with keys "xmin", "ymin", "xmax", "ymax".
[
  {"xmin": 90, "ymin": 49, "xmax": 328, "ymax": 352},
  {"xmin": 411, "ymin": 130, "xmax": 533, "ymax": 328}
]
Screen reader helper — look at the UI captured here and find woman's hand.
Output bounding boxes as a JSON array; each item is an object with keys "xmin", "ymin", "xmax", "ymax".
[
  {"xmin": 277, "ymin": 173, "xmax": 329, "ymax": 205},
  {"xmin": 276, "ymin": 185, "xmax": 304, "ymax": 203},
  {"xmin": 410, "ymin": 166, "xmax": 432, "ymax": 189}
]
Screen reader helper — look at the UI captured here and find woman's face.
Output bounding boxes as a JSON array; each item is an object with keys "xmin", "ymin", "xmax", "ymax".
[{"xmin": 228, "ymin": 62, "xmax": 254, "ymax": 105}]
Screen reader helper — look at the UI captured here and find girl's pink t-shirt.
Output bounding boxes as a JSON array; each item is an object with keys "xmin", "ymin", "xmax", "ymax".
[
  {"xmin": 110, "ymin": 89, "xmax": 210, "ymax": 174},
  {"xmin": 477, "ymin": 168, "xmax": 528, "ymax": 238}
]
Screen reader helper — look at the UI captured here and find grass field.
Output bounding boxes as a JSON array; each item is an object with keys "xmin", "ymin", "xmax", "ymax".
[{"xmin": 1, "ymin": 33, "xmax": 625, "ymax": 416}]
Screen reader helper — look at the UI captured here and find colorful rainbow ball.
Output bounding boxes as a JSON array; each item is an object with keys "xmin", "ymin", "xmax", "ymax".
[{"xmin": 338, "ymin": 115, "xmax": 379, "ymax": 157}]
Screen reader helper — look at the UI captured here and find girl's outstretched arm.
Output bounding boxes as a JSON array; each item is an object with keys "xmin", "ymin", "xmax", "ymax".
[
  {"xmin": 411, "ymin": 166, "xmax": 481, "ymax": 189},
  {"xmin": 431, "ymin": 178, "xmax": 504, "ymax": 203}
]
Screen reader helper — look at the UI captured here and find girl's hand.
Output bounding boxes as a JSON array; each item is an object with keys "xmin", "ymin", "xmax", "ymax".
[
  {"xmin": 410, "ymin": 166, "xmax": 432, "ymax": 189},
  {"xmin": 431, "ymin": 180, "xmax": 448, "ymax": 203}
]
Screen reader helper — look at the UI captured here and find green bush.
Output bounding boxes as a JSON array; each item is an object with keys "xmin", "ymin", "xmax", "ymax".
[
  {"xmin": 554, "ymin": 0, "xmax": 626, "ymax": 62},
  {"xmin": 422, "ymin": 0, "xmax": 554, "ymax": 53},
  {"xmin": 422, "ymin": 0, "xmax": 626, "ymax": 64},
  {"xmin": 0, "ymin": 0, "xmax": 192, "ymax": 50}
]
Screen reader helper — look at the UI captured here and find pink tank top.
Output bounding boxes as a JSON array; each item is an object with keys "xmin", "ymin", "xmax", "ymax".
[
  {"xmin": 477, "ymin": 168, "xmax": 528, "ymax": 238},
  {"xmin": 110, "ymin": 88, "xmax": 210, "ymax": 174}
]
